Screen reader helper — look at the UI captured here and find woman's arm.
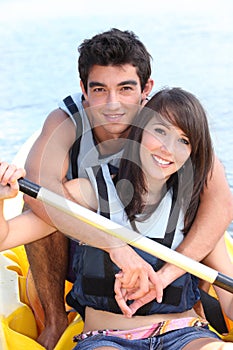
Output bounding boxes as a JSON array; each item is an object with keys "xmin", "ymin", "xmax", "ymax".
[
  {"xmin": 0, "ymin": 163, "xmax": 100, "ymax": 250},
  {"xmin": 0, "ymin": 162, "xmax": 55, "ymax": 250}
]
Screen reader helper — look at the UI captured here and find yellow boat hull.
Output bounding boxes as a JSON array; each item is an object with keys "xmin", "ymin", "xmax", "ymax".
[{"xmin": 0, "ymin": 246, "xmax": 84, "ymax": 350}]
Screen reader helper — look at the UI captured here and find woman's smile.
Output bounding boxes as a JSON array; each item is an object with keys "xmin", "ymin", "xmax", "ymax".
[{"xmin": 152, "ymin": 154, "xmax": 173, "ymax": 167}]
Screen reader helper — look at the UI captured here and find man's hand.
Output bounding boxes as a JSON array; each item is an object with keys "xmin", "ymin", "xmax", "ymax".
[
  {"xmin": 109, "ymin": 245, "xmax": 164, "ymax": 317},
  {"xmin": 114, "ymin": 274, "xmax": 164, "ymax": 317}
]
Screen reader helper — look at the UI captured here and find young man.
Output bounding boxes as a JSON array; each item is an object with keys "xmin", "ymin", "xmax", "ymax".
[{"xmin": 24, "ymin": 29, "xmax": 233, "ymax": 350}]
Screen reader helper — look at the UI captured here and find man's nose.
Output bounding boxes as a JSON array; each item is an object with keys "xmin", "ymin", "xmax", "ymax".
[{"xmin": 106, "ymin": 91, "xmax": 121, "ymax": 108}]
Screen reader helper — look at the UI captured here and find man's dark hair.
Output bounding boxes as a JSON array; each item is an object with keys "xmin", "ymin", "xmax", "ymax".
[{"xmin": 78, "ymin": 28, "xmax": 152, "ymax": 92}]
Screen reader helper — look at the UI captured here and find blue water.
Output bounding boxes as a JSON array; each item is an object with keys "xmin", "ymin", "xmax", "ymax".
[{"xmin": 0, "ymin": 0, "xmax": 232, "ymax": 232}]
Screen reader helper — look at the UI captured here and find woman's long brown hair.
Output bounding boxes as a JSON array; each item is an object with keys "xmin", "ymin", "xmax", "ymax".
[{"xmin": 117, "ymin": 87, "xmax": 214, "ymax": 235}]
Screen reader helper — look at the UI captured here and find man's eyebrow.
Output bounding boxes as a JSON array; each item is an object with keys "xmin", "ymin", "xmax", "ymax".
[
  {"xmin": 118, "ymin": 80, "xmax": 138, "ymax": 86},
  {"xmin": 89, "ymin": 82, "xmax": 106, "ymax": 88},
  {"xmin": 88, "ymin": 80, "xmax": 138, "ymax": 88}
]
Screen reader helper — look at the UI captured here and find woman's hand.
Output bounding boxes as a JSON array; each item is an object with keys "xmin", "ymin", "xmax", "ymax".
[{"xmin": 0, "ymin": 162, "xmax": 26, "ymax": 200}]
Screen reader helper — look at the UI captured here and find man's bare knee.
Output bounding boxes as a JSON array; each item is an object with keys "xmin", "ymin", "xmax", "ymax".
[{"xmin": 25, "ymin": 230, "xmax": 68, "ymax": 258}]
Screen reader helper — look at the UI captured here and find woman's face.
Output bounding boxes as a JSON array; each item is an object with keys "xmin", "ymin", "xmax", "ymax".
[{"xmin": 139, "ymin": 115, "xmax": 192, "ymax": 183}]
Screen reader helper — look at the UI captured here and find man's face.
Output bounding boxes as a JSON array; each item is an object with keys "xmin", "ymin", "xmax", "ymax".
[{"xmin": 81, "ymin": 64, "xmax": 152, "ymax": 140}]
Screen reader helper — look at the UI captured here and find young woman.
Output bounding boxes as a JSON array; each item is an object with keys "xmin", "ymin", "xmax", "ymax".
[{"xmin": 0, "ymin": 88, "xmax": 232, "ymax": 349}]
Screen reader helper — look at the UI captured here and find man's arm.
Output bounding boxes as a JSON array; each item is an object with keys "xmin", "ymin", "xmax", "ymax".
[
  {"xmin": 158, "ymin": 155, "xmax": 233, "ymax": 288},
  {"xmin": 24, "ymin": 108, "xmax": 77, "ymax": 224},
  {"xmin": 24, "ymin": 109, "xmax": 163, "ymax": 306},
  {"xmin": 202, "ymin": 235, "xmax": 233, "ymax": 321}
]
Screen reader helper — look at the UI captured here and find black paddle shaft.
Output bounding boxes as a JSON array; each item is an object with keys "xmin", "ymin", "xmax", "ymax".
[
  {"xmin": 18, "ymin": 178, "xmax": 40, "ymax": 199},
  {"xmin": 214, "ymin": 273, "xmax": 233, "ymax": 293}
]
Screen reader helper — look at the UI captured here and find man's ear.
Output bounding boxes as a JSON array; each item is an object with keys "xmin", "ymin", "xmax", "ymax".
[
  {"xmin": 80, "ymin": 80, "xmax": 88, "ymax": 100},
  {"xmin": 142, "ymin": 78, "xmax": 154, "ymax": 102}
]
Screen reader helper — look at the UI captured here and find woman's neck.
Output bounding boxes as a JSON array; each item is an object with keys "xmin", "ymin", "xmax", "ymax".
[{"xmin": 142, "ymin": 180, "xmax": 167, "ymax": 206}]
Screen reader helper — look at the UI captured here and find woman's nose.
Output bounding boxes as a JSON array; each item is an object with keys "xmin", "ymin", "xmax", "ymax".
[{"xmin": 160, "ymin": 139, "xmax": 173, "ymax": 154}]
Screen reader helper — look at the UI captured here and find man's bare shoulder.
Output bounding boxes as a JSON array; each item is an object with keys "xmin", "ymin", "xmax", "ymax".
[
  {"xmin": 25, "ymin": 108, "xmax": 76, "ymax": 179},
  {"xmin": 41, "ymin": 108, "xmax": 76, "ymax": 139}
]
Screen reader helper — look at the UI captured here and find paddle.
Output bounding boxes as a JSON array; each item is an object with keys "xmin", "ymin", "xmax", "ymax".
[{"xmin": 18, "ymin": 177, "xmax": 233, "ymax": 294}]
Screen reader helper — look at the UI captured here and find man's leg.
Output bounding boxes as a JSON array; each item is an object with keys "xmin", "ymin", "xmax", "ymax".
[{"xmin": 25, "ymin": 231, "xmax": 69, "ymax": 350}]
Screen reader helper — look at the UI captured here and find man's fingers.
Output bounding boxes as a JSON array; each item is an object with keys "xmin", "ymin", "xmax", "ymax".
[
  {"xmin": 117, "ymin": 272, "xmax": 140, "ymax": 290},
  {"xmin": 128, "ymin": 290, "xmax": 159, "ymax": 315},
  {"xmin": 114, "ymin": 279, "xmax": 133, "ymax": 318},
  {"xmin": 148, "ymin": 271, "xmax": 164, "ymax": 303}
]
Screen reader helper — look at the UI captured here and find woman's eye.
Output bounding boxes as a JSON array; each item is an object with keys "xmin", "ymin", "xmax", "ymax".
[
  {"xmin": 154, "ymin": 128, "xmax": 166, "ymax": 135},
  {"xmin": 179, "ymin": 138, "xmax": 190, "ymax": 145}
]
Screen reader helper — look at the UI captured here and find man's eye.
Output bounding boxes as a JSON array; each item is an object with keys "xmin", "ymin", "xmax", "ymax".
[
  {"xmin": 93, "ymin": 87, "xmax": 105, "ymax": 92},
  {"xmin": 122, "ymin": 86, "xmax": 133, "ymax": 91}
]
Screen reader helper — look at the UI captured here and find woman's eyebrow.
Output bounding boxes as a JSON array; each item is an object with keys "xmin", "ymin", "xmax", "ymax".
[{"xmin": 151, "ymin": 121, "xmax": 170, "ymax": 128}]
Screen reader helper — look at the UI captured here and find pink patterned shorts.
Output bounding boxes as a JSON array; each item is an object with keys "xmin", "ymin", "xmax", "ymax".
[{"xmin": 73, "ymin": 316, "xmax": 208, "ymax": 342}]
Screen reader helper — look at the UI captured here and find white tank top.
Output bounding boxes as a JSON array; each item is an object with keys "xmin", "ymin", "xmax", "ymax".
[{"xmin": 58, "ymin": 93, "xmax": 123, "ymax": 179}]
